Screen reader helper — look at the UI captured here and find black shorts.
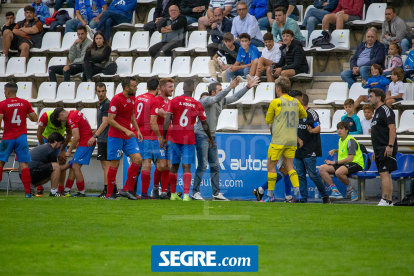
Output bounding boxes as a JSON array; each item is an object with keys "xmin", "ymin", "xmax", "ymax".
[
  {"xmin": 29, "ymin": 163, "xmax": 54, "ymax": 184},
  {"xmin": 97, "ymin": 142, "xmax": 108, "ymax": 161},
  {"xmin": 10, "ymin": 34, "xmax": 34, "ymax": 50},
  {"xmin": 394, "ymin": 98, "xmax": 403, "ymax": 102},
  {"xmin": 376, "ymin": 156, "xmax": 398, "ymax": 173},
  {"xmin": 332, "ymin": 162, "xmax": 363, "ymax": 175}
]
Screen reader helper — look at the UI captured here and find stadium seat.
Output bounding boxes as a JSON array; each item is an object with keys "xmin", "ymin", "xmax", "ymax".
[
  {"xmin": 43, "ymin": 82, "xmax": 76, "ymax": 103},
  {"xmin": 194, "ymin": 83, "xmax": 209, "ymax": 100},
  {"xmin": 313, "ymin": 82, "xmax": 349, "ymax": 105},
  {"xmin": 139, "ymin": 57, "xmax": 171, "ymax": 77},
  {"xmin": 195, "ymin": 35, "xmax": 213, "ymax": 53},
  {"xmin": 178, "ymin": 57, "xmax": 210, "ymax": 78},
  {"xmin": 121, "ymin": 31, "xmax": 149, "ymax": 52},
  {"xmin": 402, "ymin": 55, "xmax": 408, "ymax": 64},
  {"xmin": 98, "ymin": 57, "xmax": 133, "ymax": 78},
  {"xmin": 16, "ymin": 8, "xmax": 25, "ymax": 22},
  {"xmin": 35, "ymin": 57, "xmax": 68, "ymax": 78},
  {"xmin": 0, "ymin": 82, "xmax": 7, "ymax": 101},
  {"xmin": 82, "ymin": 82, "xmax": 115, "ymax": 103},
  {"xmin": 351, "ymin": 3, "xmax": 386, "ymax": 25},
  {"xmin": 298, "ymin": 5, "xmax": 314, "ymax": 25},
  {"xmin": 293, "ymin": 56, "xmax": 313, "ymax": 78},
  {"xmin": 50, "ymin": 32, "xmax": 77, "ymax": 52},
  {"xmin": 27, "ymin": 82, "xmax": 57, "ymax": 103},
  {"xmin": 116, "ymin": 83, "xmax": 123, "ymax": 94},
  {"xmin": 63, "ymin": 82, "xmax": 96, "ymax": 104},
  {"xmin": 159, "ymin": 56, "xmax": 191, "ymax": 77},
  {"xmin": 315, "ymin": 30, "xmax": 350, "ymax": 51},
  {"xmin": 216, "ymin": 109, "xmax": 238, "ymax": 131},
  {"xmin": 399, "ymin": 83, "xmax": 414, "ymax": 105},
  {"xmin": 328, "ymin": 109, "xmax": 346, "ymax": 132},
  {"xmin": 135, "ymin": 8, "xmax": 155, "ymax": 28},
  {"xmin": 300, "ymin": 30, "xmax": 308, "ymax": 48},
  {"xmin": 174, "ymin": 31, "xmax": 207, "ymax": 52},
  {"xmin": 252, "ymin": 82, "xmax": 275, "ymax": 104},
  {"xmin": 30, "ymin": 32, "xmax": 61, "ymax": 53},
  {"xmin": 27, "ymin": 107, "xmax": 39, "ymax": 130},
  {"xmin": 16, "ymin": 82, "xmax": 33, "ymax": 99},
  {"xmin": 0, "ymin": 57, "xmax": 26, "ymax": 78},
  {"xmin": 120, "ymin": 56, "xmax": 151, "ymax": 77},
  {"xmin": 348, "ymin": 83, "xmax": 369, "ymax": 101},
  {"xmin": 111, "ymin": 31, "xmax": 131, "ymax": 51},
  {"xmin": 0, "ymin": 56, "xmax": 6, "ymax": 75},
  {"xmin": 137, "ymin": 82, "xmax": 148, "ymax": 96},
  {"xmin": 297, "ymin": 5, "xmax": 304, "ymax": 22},
  {"xmin": 137, "ymin": 31, "xmax": 161, "ymax": 52},
  {"xmin": 80, "ymin": 108, "xmax": 98, "ymax": 129},
  {"xmin": 174, "ymin": 82, "xmax": 184, "ymax": 97},
  {"xmin": 356, "ymin": 110, "xmax": 364, "ymax": 123},
  {"xmin": 14, "ymin": 57, "xmax": 46, "ymax": 77},
  {"xmin": 113, "ymin": 11, "xmax": 135, "ymax": 28},
  {"xmin": 397, "ymin": 110, "xmax": 414, "ymax": 133},
  {"xmin": 315, "ymin": 109, "xmax": 332, "ymax": 132},
  {"xmin": 304, "ymin": 30, "xmax": 322, "ymax": 51},
  {"xmin": 391, "ymin": 154, "xmax": 414, "ymax": 201},
  {"xmin": 228, "ymin": 84, "xmax": 255, "ymax": 105}
]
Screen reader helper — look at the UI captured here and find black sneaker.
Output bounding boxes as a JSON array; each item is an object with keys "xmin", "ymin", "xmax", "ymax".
[
  {"xmin": 129, "ymin": 190, "xmax": 141, "ymax": 200},
  {"xmin": 49, "ymin": 192, "xmax": 61, "ymax": 197},
  {"xmin": 31, "ymin": 189, "xmax": 35, "ymax": 197},
  {"xmin": 36, "ymin": 189, "xmax": 44, "ymax": 197},
  {"xmin": 98, "ymin": 191, "xmax": 107, "ymax": 198},
  {"xmin": 152, "ymin": 187, "xmax": 160, "ymax": 199},
  {"xmin": 322, "ymin": 196, "xmax": 331, "ymax": 204},
  {"xmin": 119, "ymin": 190, "xmax": 138, "ymax": 200},
  {"xmin": 177, "ymin": 192, "xmax": 183, "ymax": 198},
  {"xmin": 72, "ymin": 192, "xmax": 86, "ymax": 197},
  {"xmin": 106, "ymin": 193, "xmax": 120, "ymax": 200},
  {"xmin": 299, "ymin": 25, "xmax": 306, "ymax": 30},
  {"xmin": 159, "ymin": 192, "xmax": 168, "ymax": 199},
  {"xmin": 252, "ymin": 188, "xmax": 264, "ymax": 201},
  {"xmin": 61, "ymin": 190, "xmax": 71, "ymax": 197}
]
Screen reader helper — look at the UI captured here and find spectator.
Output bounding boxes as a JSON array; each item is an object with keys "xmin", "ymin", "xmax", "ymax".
[
  {"xmin": 198, "ymin": 0, "xmax": 236, "ymax": 31},
  {"xmin": 205, "ymin": 8, "xmax": 233, "ymax": 57},
  {"xmin": 144, "ymin": 0, "xmax": 180, "ymax": 34},
  {"xmin": 382, "ymin": 6, "xmax": 410, "ymax": 52},
  {"xmin": 203, "ymin": 32, "xmax": 240, "ymax": 83},
  {"xmin": 56, "ymin": 0, "xmax": 75, "ymax": 11},
  {"xmin": 269, "ymin": 29, "xmax": 308, "ymax": 81},
  {"xmin": 1, "ymin": 12, "xmax": 16, "ymax": 34},
  {"xmin": 385, "ymin": 67, "xmax": 405, "ymax": 108},
  {"xmin": 362, "ymin": 64, "xmax": 390, "ymax": 92},
  {"xmin": 225, "ymin": 33, "xmax": 261, "ymax": 81},
  {"xmin": 321, "ymin": 0, "xmax": 364, "ymax": 31},
  {"xmin": 49, "ymin": 26, "xmax": 92, "ymax": 82},
  {"xmin": 341, "ymin": 28, "xmax": 386, "ymax": 89},
  {"xmin": 31, "ymin": 0, "xmax": 50, "ymax": 25},
  {"xmin": 341, "ymin": 98, "xmax": 362, "ymax": 135},
  {"xmin": 83, "ymin": 31, "xmax": 111, "ymax": 82},
  {"xmin": 180, "ymin": 0, "xmax": 209, "ymax": 25},
  {"xmin": 2, "ymin": 6, "xmax": 43, "ymax": 62},
  {"xmin": 88, "ymin": 0, "xmax": 137, "ymax": 41},
  {"xmin": 271, "ymin": 7, "xmax": 305, "ymax": 46},
  {"xmin": 249, "ymin": 32, "xmax": 281, "ymax": 80},
  {"xmin": 360, "ymin": 104, "xmax": 373, "ymax": 135},
  {"xmin": 65, "ymin": 0, "xmax": 108, "ymax": 33},
  {"xmin": 149, "ymin": 5, "xmax": 187, "ymax": 58},
  {"xmin": 260, "ymin": 0, "xmax": 299, "ymax": 31},
  {"xmin": 383, "ymin": 42, "xmax": 402, "ymax": 77},
  {"xmin": 249, "ymin": 0, "xmax": 267, "ymax": 23},
  {"xmin": 402, "ymin": 32, "xmax": 414, "ymax": 55},
  {"xmin": 299, "ymin": 0, "xmax": 339, "ymax": 38},
  {"xmin": 231, "ymin": 1, "xmax": 264, "ymax": 47}
]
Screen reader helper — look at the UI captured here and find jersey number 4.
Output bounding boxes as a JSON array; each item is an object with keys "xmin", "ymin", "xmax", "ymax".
[
  {"xmin": 12, "ymin": 108, "xmax": 22, "ymax": 126},
  {"xmin": 284, "ymin": 111, "xmax": 296, "ymax": 128}
]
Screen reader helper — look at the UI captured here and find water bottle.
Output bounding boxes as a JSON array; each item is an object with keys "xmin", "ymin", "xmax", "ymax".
[{"xmin": 314, "ymin": 187, "xmax": 319, "ymax": 199}]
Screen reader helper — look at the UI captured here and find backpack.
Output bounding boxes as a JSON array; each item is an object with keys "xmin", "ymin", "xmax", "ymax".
[
  {"xmin": 394, "ymin": 194, "xmax": 414, "ymax": 206},
  {"xmin": 359, "ymin": 144, "xmax": 371, "ymax": 170},
  {"xmin": 311, "ymin": 30, "xmax": 335, "ymax": 49},
  {"xmin": 405, "ymin": 50, "xmax": 414, "ymax": 69}
]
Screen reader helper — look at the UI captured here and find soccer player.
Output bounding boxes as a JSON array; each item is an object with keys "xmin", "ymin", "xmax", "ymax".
[
  {"xmin": 161, "ymin": 79, "xmax": 214, "ymax": 201},
  {"xmin": 261, "ymin": 77, "xmax": 307, "ymax": 202},
  {"xmin": 150, "ymin": 78, "xmax": 174, "ymax": 199},
  {"xmin": 106, "ymin": 77, "xmax": 143, "ymax": 200},
  {"xmin": 0, "ymin": 82, "xmax": 38, "ymax": 198},
  {"xmin": 51, "ymin": 108, "xmax": 96, "ymax": 197}
]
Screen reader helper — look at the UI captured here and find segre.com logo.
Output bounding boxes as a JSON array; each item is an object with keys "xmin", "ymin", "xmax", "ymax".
[{"xmin": 151, "ymin": 245, "xmax": 258, "ymax": 272}]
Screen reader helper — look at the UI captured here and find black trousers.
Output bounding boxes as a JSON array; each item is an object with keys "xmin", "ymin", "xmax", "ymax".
[
  {"xmin": 207, "ymin": 42, "xmax": 219, "ymax": 58},
  {"xmin": 83, "ymin": 61, "xmax": 104, "ymax": 81},
  {"xmin": 143, "ymin": 20, "xmax": 157, "ymax": 35},
  {"xmin": 148, "ymin": 40, "xmax": 184, "ymax": 58},
  {"xmin": 49, "ymin": 64, "xmax": 83, "ymax": 82}
]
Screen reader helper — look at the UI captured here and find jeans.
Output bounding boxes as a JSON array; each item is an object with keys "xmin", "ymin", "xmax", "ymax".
[
  {"xmin": 226, "ymin": 67, "xmax": 250, "ymax": 82},
  {"xmin": 148, "ymin": 40, "xmax": 184, "ymax": 58},
  {"xmin": 96, "ymin": 10, "xmax": 131, "ymax": 40},
  {"xmin": 402, "ymin": 38, "xmax": 412, "ymax": 55},
  {"xmin": 301, "ymin": 8, "xmax": 329, "ymax": 38},
  {"xmin": 194, "ymin": 134, "xmax": 220, "ymax": 196},
  {"xmin": 55, "ymin": 0, "xmax": 75, "ymax": 10},
  {"xmin": 185, "ymin": 16, "xmax": 198, "ymax": 25},
  {"xmin": 258, "ymin": 14, "xmax": 298, "ymax": 30},
  {"xmin": 65, "ymin": 18, "xmax": 99, "ymax": 33},
  {"xmin": 341, "ymin": 66, "xmax": 370, "ymax": 88},
  {"xmin": 295, "ymin": 156, "xmax": 328, "ymax": 201},
  {"xmin": 49, "ymin": 63, "xmax": 83, "ymax": 82}
]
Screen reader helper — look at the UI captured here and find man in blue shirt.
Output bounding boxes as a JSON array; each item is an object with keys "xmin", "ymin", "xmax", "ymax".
[
  {"xmin": 65, "ymin": 0, "xmax": 108, "ymax": 33},
  {"xmin": 225, "ymin": 32, "xmax": 261, "ymax": 81}
]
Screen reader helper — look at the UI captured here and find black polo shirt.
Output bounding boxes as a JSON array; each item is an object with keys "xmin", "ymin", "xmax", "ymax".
[
  {"xmin": 296, "ymin": 108, "xmax": 322, "ymax": 158},
  {"xmin": 370, "ymin": 104, "xmax": 398, "ymax": 158}
]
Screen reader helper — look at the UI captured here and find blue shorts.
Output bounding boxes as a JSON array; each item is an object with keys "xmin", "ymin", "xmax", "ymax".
[
  {"xmin": 72, "ymin": 145, "xmax": 95, "ymax": 165},
  {"xmin": 107, "ymin": 136, "xmax": 140, "ymax": 160},
  {"xmin": 0, "ymin": 134, "xmax": 31, "ymax": 163},
  {"xmin": 152, "ymin": 140, "xmax": 168, "ymax": 162},
  {"xmin": 137, "ymin": 139, "xmax": 153, "ymax": 160},
  {"xmin": 40, "ymin": 137, "xmax": 67, "ymax": 154},
  {"xmin": 168, "ymin": 142, "xmax": 196, "ymax": 165}
]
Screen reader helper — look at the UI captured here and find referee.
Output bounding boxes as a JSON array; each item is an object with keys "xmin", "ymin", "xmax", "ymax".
[{"xmin": 368, "ymin": 88, "xmax": 398, "ymax": 206}]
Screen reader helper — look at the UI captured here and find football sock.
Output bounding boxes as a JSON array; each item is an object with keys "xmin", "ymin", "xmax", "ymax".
[
  {"xmin": 330, "ymin": 184, "xmax": 338, "ymax": 191},
  {"xmin": 141, "ymin": 170, "xmax": 151, "ymax": 195},
  {"xmin": 346, "ymin": 183, "xmax": 352, "ymax": 191},
  {"xmin": 124, "ymin": 162, "xmax": 140, "ymax": 192},
  {"xmin": 37, "ymin": 185, "xmax": 44, "ymax": 191},
  {"xmin": 153, "ymin": 168, "xmax": 161, "ymax": 188},
  {"xmin": 0, "ymin": 167, "xmax": 3, "ymax": 182},
  {"xmin": 284, "ymin": 176, "xmax": 292, "ymax": 196},
  {"xmin": 258, "ymin": 186, "xmax": 264, "ymax": 194},
  {"xmin": 161, "ymin": 170, "xmax": 169, "ymax": 193},
  {"xmin": 260, "ymin": 171, "xmax": 285, "ymax": 192},
  {"xmin": 288, "ymin": 170, "xmax": 299, "ymax": 188},
  {"xmin": 267, "ymin": 172, "xmax": 277, "ymax": 197},
  {"xmin": 21, "ymin": 167, "xmax": 31, "ymax": 194},
  {"xmin": 169, "ymin": 173, "xmax": 178, "ymax": 193},
  {"xmin": 65, "ymin": 179, "xmax": 74, "ymax": 190},
  {"xmin": 58, "ymin": 185, "xmax": 64, "ymax": 193},
  {"xmin": 51, "ymin": 188, "xmax": 58, "ymax": 194},
  {"xmin": 183, "ymin": 172, "xmax": 192, "ymax": 194},
  {"xmin": 107, "ymin": 166, "xmax": 118, "ymax": 197},
  {"xmin": 77, "ymin": 181, "xmax": 85, "ymax": 194}
]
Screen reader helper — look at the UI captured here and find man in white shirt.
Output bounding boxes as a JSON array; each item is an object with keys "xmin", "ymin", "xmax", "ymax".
[
  {"xmin": 231, "ymin": 1, "xmax": 264, "ymax": 47},
  {"xmin": 249, "ymin": 32, "xmax": 281, "ymax": 80}
]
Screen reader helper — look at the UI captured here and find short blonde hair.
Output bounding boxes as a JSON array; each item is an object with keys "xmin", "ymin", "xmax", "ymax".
[{"xmin": 275, "ymin": 77, "xmax": 291, "ymax": 94}]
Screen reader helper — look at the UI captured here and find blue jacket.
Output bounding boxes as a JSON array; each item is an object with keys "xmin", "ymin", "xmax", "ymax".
[
  {"xmin": 249, "ymin": 0, "xmax": 267, "ymax": 19},
  {"xmin": 31, "ymin": 2, "xmax": 50, "ymax": 24},
  {"xmin": 363, "ymin": 75, "xmax": 390, "ymax": 92},
  {"xmin": 350, "ymin": 40, "xmax": 386, "ymax": 69},
  {"xmin": 341, "ymin": 114, "xmax": 362, "ymax": 135},
  {"xmin": 211, "ymin": 17, "xmax": 232, "ymax": 43},
  {"xmin": 313, "ymin": 0, "xmax": 339, "ymax": 12},
  {"xmin": 108, "ymin": 0, "xmax": 137, "ymax": 20}
]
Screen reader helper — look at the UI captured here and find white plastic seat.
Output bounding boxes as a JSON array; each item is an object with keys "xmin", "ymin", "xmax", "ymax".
[
  {"xmin": 135, "ymin": 8, "xmax": 155, "ymax": 28},
  {"xmin": 99, "ymin": 57, "xmax": 133, "ymax": 78},
  {"xmin": 27, "ymin": 82, "xmax": 57, "ymax": 103},
  {"xmin": 120, "ymin": 56, "xmax": 152, "ymax": 77},
  {"xmin": 111, "ymin": 31, "xmax": 131, "ymax": 51},
  {"xmin": 316, "ymin": 30, "xmax": 350, "ymax": 52},
  {"xmin": 394, "ymin": 109, "xmax": 400, "ymax": 129},
  {"xmin": 174, "ymin": 82, "xmax": 184, "ymax": 98},
  {"xmin": 0, "ymin": 82, "xmax": 8, "ymax": 101},
  {"xmin": 30, "ymin": 32, "xmax": 61, "ymax": 52},
  {"xmin": 351, "ymin": 3, "xmax": 386, "ymax": 25},
  {"xmin": 300, "ymin": 30, "xmax": 308, "ymax": 48},
  {"xmin": 159, "ymin": 56, "xmax": 191, "ymax": 77},
  {"xmin": 402, "ymin": 55, "xmax": 408, "ymax": 65},
  {"xmin": 16, "ymin": 8, "xmax": 25, "ymax": 22},
  {"xmin": 228, "ymin": 86, "xmax": 255, "ymax": 105},
  {"xmin": 116, "ymin": 83, "xmax": 123, "ymax": 94},
  {"xmin": 252, "ymin": 82, "xmax": 275, "ymax": 104},
  {"xmin": 298, "ymin": 5, "xmax": 314, "ymax": 25},
  {"xmin": 297, "ymin": 5, "xmax": 304, "ymax": 22},
  {"xmin": 43, "ymin": 82, "xmax": 76, "ymax": 103},
  {"xmin": 14, "ymin": 57, "xmax": 46, "ymax": 77},
  {"xmin": 293, "ymin": 57, "xmax": 313, "ymax": 78},
  {"xmin": 113, "ymin": 11, "xmax": 135, "ymax": 28},
  {"xmin": 313, "ymin": 82, "xmax": 349, "ymax": 105},
  {"xmin": 195, "ymin": 35, "xmax": 213, "ymax": 53},
  {"xmin": 174, "ymin": 31, "xmax": 207, "ymax": 52},
  {"xmin": 80, "ymin": 108, "xmax": 98, "ymax": 129},
  {"xmin": 328, "ymin": 109, "xmax": 347, "ymax": 132},
  {"xmin": 397, "ymin": 110, "xmax": 414, "ymax": 133},
  {"xmin": 63, "ymin": 82, "xmax": 96, "ymax": 103},
  {"xmin": 178, "ymin": 57, "xmax": 210, "ymax": 77},
  {"xmin": 348, "ymin": 83, "xmax": 369, "ymax": 102},
  {"xmin": 315, "ymin": 109, "xmax": 332, "ymax": 132},
  {"xmin": 0, "ymin": 57, "xmax": 26, "ymax": 78},
  {"xmin": 136, "ymin": 82, "xmax": 148, "ymax": 96},
  {"xmin": 50, "ymin": 32, "xmax": 78, "ymax": 52},
  {"xmin": 121, "ymin": 31, "xmax": 149, "ymax": 52},
  {"xmin": 16, "ymin": 82, "xmax": 33, "ymax": 99},
  {"xmin": 304, "ymin": 30, "xmax": 322, "ymax": 51},
  {"xmin": 0, "ymin": 56, "xmax": 6, "ymax": 75},
  {"xmin": 35, "ymin": 57, "xmax": 68, "ymax": 77},
  {"xmin": 357, "ymin": 110, "xmax": 365, "ymax": 123},
  {"xmin": 194, "ymin": 83, "xmax": 209, "ymax": 100},
  {"xmin": 139, "ymin": 57, "xmax": 171, "ymax": 77},
  {"xmin": 137, "ymin": 31, "xmax": 161, "ymax": 52},
  {"xmin": 399, "ymin": 83, "xmax": 414, "ymax": 105},
  {"xmin": 216, "ymin": 109, "xmax": 238, "ymax": 131},
  {"xmin": 27, "ymin": 107, "xmax": 39, "ymax": 130},
  {"xmin": 82, "ymin": 82, "xmax": 115, "ymax": 103}
]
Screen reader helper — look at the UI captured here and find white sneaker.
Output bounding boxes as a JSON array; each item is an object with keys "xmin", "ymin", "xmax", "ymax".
[
  {"xmin": 212, "ymin": 193, "xmax": 230, "ymax": 201},
  {"xmin": 284, "ymin": 195, "xmax": 293, "ymax": 202},
  {"xmin": 203, "ymin": 77, "xmax": 217, "ymax": 83},
  {"xmin": 191, "ymin": 192, "xmax": 204, "ymax": 201},
  {"xmin": 293, "ymin": 187, "xmax": 300, "ymax": 196},
  {"xmin": 377, "ymin": 199, "xmax": 393, "ymax": 206},
  {"xmin": 86, "ymin": 25, "xmax": 96, "ymax": 38}
]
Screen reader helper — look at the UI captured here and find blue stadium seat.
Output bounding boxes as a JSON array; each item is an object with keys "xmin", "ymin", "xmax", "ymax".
[{"xmin": 391, "ymin": 154, "xmax": 414, "ymax": 201}]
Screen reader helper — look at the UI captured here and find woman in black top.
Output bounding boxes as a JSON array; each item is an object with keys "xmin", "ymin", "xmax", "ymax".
[{"xmin": 83, "ymin": 31, "xmax": 111, "ymax": 82}]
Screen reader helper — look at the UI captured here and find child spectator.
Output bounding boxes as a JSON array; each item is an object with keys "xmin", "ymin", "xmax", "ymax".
[
  {"xmin": 341, "ymin": 99, "xmax": 362, "ymax": 135},
  {"xmin": 383, "ymin": 42, "xmax": 402, "ymax": 77},
  {"xmin": 404, "ymin": 44, "xmax": 414, "ymax": 82},
  {"xmin": 360, "ymin": 104, "xmax": 374, "ymax": 135},
  {"xmin": 355, "ymin": 64, "xmax": 390, "ymax": 108},
  {"xmin": 386, "ymin": 67, "xmax": 405, "ymax": 108},
  {"xmin": 32, "ymin": 0, "xmax": 50, "ymax": 25}
]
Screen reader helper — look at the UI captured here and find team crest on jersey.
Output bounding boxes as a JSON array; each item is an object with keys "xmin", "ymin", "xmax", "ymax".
[
  {"xmin": 111, "ymin": 106, "xmax": 116, "ymax": 112},
  {"xmin": 376, "ymin": 114, "xmax": 379, "ymax": 118},
  {"xmin": 349, "ymin": 122, "xmax": 353, "ymax": 126},
  {"xmin": 155, "ymin": 108, "xmax": 159, "ymax": 114},
  {"xmin": 127, "ymin": 98, "xmax": 131, "ymax": 103},
  {"xmin": 303, "ymin": 118, "xmax": 307, "ymax": 122}
]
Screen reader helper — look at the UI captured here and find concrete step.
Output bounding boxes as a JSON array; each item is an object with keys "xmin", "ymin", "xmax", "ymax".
[
  {"xmin": 306, "ymin": 89, "xmax": 329, "ymax": 102},
  {"xmin": 343, "ymin": 62, "xmax": 350, "ymax": 71}
]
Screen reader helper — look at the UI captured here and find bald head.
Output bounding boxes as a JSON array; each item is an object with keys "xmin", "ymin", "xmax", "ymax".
[
  {"xmin": 169, "ymin": 5, "xmax": 180, "ymax": 20},
  {"xmin": 213, "ymin": 7, "xmax": 224, "ymax": 23}
]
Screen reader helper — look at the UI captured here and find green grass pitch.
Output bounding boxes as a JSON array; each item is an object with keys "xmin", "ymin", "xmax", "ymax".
[{"xmin": 0, "ymin": 194, "xmax": 413, "ymax": 276}]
